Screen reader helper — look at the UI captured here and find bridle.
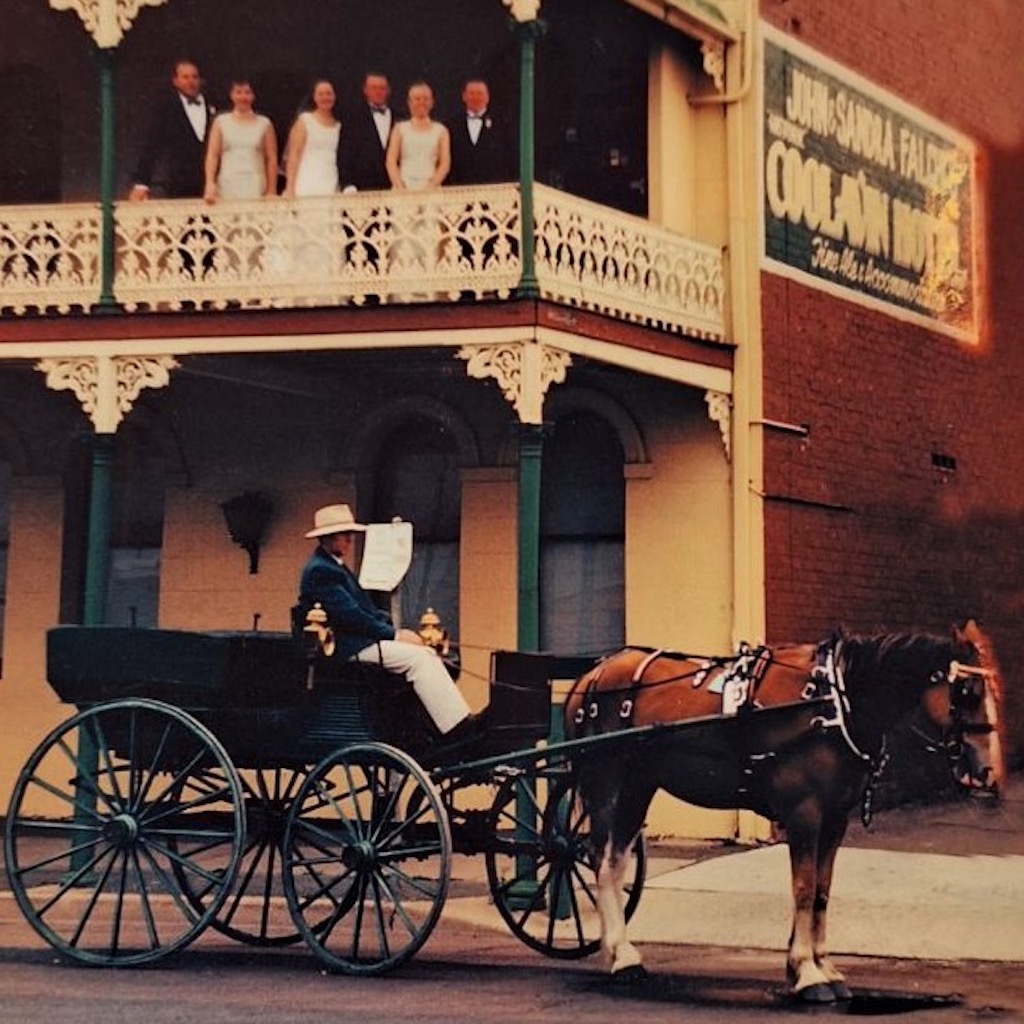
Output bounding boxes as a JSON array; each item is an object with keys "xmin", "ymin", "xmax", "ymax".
[
  {"xmin": 943, "ymin": 659, "xmax": 999, "ymax": 794},
  {"xmin": 909, "ymin": 657, "xmax": 999, "ymax": 796}
]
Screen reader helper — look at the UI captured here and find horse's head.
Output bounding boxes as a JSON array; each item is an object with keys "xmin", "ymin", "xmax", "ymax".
[{"xmin": 920, "ymin": 619, "xmax": 1006, "ymax": 800}]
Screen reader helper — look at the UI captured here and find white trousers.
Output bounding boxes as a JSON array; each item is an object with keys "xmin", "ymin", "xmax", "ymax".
[{"xmin": 352, "ymin": 640, "xmax": 471, "ymax": 734}]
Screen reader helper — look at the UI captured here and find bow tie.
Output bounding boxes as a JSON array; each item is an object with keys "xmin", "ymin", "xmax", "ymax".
[
  {"xmin": 467, "ymin": 113, "xmax": 485, "ymax": 120},
  {"xmin": 186, "ymin": 97, "xmax": 203, "ymax": 107},
  {"xmin": 371, "ymin": 105, "xmax": 389, "ymax": 115}
]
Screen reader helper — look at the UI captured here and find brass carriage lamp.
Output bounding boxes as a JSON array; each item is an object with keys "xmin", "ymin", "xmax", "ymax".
[
  {"xmin": 417, "ymin": 607, "xmax": 451, "ymax": 656},
  {"xmin": 220, "ymin": 491, "xmax": 273, "ymax": 574},
  {"xmin": 503, "ymin": 0, "xmax": 540, "ymax": 20}
]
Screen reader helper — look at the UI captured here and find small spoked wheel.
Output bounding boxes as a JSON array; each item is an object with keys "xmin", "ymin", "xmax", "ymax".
[
  {"xmin": 282, "ymin": 742, "xmax": 451, "ymax": 975},
  {"xmin": 4, "ymin": 698, "xmax": 245, "ymax": 966},
  {"xmin": 485, "ymin": 768, "xmax": 646, "ymax": 959},
  {"xmin": 175, "ymin": 766, "xmax": 308, "ymax": 946}
]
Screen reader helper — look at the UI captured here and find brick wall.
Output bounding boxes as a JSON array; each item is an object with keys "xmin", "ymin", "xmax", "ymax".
[{"xmin": 759, "ymin": 1, "xmax": 1024, "ymax": 767}]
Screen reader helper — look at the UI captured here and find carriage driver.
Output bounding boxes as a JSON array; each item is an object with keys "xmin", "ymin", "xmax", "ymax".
[{"xmin": 298, "ymin": 503, "xmax": 483, "ymax": 758}]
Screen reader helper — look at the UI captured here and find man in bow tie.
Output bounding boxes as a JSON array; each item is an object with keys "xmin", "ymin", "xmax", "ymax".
[
  {"xmin": 446, "ymin": 78, "xmax": 513, "ymax": 186},
  {"xmin": 339, "ymin": 71, "xmax": 394, "ymax": 192},
  {"xmin": 129, "ymin": 59, "xmax": 212, "ymax": 199}
]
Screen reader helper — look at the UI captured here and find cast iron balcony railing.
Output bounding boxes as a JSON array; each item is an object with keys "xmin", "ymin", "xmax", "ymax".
[{"xmin": 0, "ymin": 184, "xmax": 725, "ymax": 342}]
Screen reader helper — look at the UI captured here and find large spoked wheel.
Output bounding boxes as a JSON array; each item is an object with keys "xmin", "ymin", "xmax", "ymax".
[
  {"xmin": 4, "ymin": 698, "xmax": 245, "ymax": 966},
  {"xmin": 174, "ymin": 766, "xmax": 308, "ymax": 946},
  {"xmin": 282, "ymin": 742, "xmax": 451, "ymax": 975},
  {"xmin": 485, "ymin": 769, "xmax": 646, "ymax": 959}
]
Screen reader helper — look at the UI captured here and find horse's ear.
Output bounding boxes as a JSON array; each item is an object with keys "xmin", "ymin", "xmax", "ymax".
[{"xmin": 953, "ymin": 618, "xmax": 982, "ymax": 645}]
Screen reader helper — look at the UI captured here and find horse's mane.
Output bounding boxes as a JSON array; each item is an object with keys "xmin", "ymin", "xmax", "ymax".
[{"xmin": 831, "ymin": 628, "xmax": 958, "ymax": 682}]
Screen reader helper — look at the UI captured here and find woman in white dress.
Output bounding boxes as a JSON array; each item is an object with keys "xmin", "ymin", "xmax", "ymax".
[
  {"xmin": 385, "ymin": 81, "xmax": 450, "ymax": 191},
  {"xmin": 278, "ymin": 79, "xmax": 343, "ymax": 288},
  {"xmin": 204, "ymin": 77, "xmax": 278, "ymax": 203},
  {"xmin": 283, "ymin": 79, "xmax": 341, "ymax": 197},
  {"xmin": 385, "ymin": 82, "xmax": 450, "ymax": 291}
]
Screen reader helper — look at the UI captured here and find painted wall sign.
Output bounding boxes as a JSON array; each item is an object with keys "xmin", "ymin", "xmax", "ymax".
[{"xmin": 761, "ymin": 25, "xmax": 977, "ymax": 340}]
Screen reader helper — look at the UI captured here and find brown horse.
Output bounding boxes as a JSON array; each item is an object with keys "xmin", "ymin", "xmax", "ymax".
[{"xmin": 564, "ymin": 620, "xmax": 1006, "ymax": 1003}]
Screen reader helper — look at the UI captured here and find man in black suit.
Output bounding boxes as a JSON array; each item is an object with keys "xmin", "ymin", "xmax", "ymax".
[
  {"xmin": 129, "ymin": 59, "xmax": 211, "ymax": 199},
  {"xmin": 446, "ymin": 78, "xmax": 513, "ymax": 186},
  {"xmin": 338, "ymin": 71, "xmax": 393, "ymax": 192},
  {"xmin": 447, "ymin": 78, "xmax": 514, "ymax": 294}
]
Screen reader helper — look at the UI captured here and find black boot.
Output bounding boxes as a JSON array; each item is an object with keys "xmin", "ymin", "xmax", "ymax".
[{"xmin": 426, "ymin": 712, "xmax": 485, "ymax": 765}]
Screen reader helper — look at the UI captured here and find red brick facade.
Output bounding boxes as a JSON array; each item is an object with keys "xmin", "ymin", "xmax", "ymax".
[{"xmin": 759, "ymin": 1, "xmax": 1024, "ymax": 763}]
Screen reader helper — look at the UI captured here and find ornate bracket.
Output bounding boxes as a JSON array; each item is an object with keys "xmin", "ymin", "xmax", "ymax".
[
  {"xmin": 701, "ymin": 39, "xmax": 726, "ymax": 92},
  {"xmin": 49, "ymin": 0, "xmax": 168, "ymax": 48},
  {"xmin": 457, "ymin": 342, "xmax": 571, "ymax": 425},
  {"xmin": 704, "ymin": 389, "xmax": 731, "ymax": 461},
  {"xmin": 37, "ymin": 354, "xmax": 178, "ymax": 433}
]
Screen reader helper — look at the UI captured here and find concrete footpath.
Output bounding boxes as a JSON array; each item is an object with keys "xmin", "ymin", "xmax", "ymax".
[{"xmin": 445, "ymin": 782, "xmax": 1024, "ymax": 963}]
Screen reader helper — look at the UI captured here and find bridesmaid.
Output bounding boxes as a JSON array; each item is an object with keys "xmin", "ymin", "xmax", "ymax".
[
  {"xmin": 385, "ymin": 81, "xmax": 450, "ymax": 191},
  {"xmin": 283, "ymin": 78, "xmax": 341, "ymax": 198},
  {"xmin": 204, "ymin": 75, "xmax": 278, "ymax": 203}
]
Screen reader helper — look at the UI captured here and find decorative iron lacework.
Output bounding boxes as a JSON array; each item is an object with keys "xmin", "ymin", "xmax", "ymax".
[
  {"xmin": 0, "ymin": 204, "xmax": 100, "ymax": 314},
  {"xmin": 1, "ymin": 185, "xmax": 726, "ymax": 343}
]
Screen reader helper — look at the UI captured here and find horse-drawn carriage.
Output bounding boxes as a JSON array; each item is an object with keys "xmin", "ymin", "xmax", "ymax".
[
  {"xmin": 3, "ymin": 621, "xmax": 645, "ymax": 973},
  {"xmin": 3, "ymin": 612, "xmax": 1005, "ymax": 1003}
]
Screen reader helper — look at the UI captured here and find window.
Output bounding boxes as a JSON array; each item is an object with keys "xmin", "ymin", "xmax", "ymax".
[
  {"xmin": 540, "ymin": 412, "xmax": 625, "ymax": 653},
  {"xmin": 104, "ymin": 428, "xmax": 166, "ymax": 628},
  {"xmin": 372, "ymin": 417, "xmax": 461, "ymax": 633},
  {"xmin": 0, "ymin": 65, "xmax": 61, "ymax": 202}
]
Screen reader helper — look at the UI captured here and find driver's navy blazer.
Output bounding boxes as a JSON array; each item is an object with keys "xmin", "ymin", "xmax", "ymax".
[{"xmin": 298, "ymin": 546, "xmax": 395, "ymax": 659}]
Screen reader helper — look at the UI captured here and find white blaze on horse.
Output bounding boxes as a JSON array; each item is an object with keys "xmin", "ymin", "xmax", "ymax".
[{"xmin": 564, "ymin": 620, "xmax": 1006, "ymax": 1003}]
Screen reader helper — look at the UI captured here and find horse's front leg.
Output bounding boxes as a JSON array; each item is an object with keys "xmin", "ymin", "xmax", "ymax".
[
  {"xmin": 810, "ymin": 815, "xmax": 852, "ymax": 1000},
  {"xmin": 595, "ymin": 836, "xmax": 645, "ymax": 978},
  {"xmin": 785, "ymin": 818, "xmax": 836, "ymax": 1003}
]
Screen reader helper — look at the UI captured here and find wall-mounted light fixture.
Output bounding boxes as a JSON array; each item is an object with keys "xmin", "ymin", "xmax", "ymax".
[{"xmin": 220, "ymin": 491, "xmax": 273, "ymax": 574}]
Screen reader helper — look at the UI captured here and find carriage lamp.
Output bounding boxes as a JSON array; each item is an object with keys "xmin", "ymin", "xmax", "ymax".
[
  {"xmin": 503, "ymin": 0, "xmax": 540, "ymax": 21},
  {"xmin": 220, "ymin": 491, "xmax": 273, "ymax": 574},
  {"xmin": 417, "ymin": 607, "xmax": 451, "ymax": 656}
]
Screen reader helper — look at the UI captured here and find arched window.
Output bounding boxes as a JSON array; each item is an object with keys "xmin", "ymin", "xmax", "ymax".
[
  {"xmin": 540, "ymin": 411, "xmax": 625, "ymax": 653},
  {"xmin": 372, "ymin": 416, "xmax": 461, "ymax": 632},
  {"xmin": 105, "ymin": 425, "xmax": 167, "ymax": 628}
]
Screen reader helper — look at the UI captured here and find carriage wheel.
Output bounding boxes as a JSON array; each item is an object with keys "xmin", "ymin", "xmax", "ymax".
[
  {"xmin": 282, "ymin": 742, "xmax": 451, "ymax": 975},
  {"xmin": 485, "ymin": 769, "xmax": 647, "ymax": 959},
  {"xmin": 173, "ymin": 766, "xmax": 308, "ymax": 946},
  {"xmin": 4, "ymin": 698, "xmax": 245, "ymax": 966}
]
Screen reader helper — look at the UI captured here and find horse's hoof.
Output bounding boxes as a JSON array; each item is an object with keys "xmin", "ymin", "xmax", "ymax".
[
  {"xmin": 795, "ymin": 983, "xmax": 837, "ymax": 1004},
  {"xmin": 829, "ymin": 980, "xmax": 853, "ymax": 1001},
  {"xmin": 611, "ymin": 964, "xmax": 648, "ymax": 986}
]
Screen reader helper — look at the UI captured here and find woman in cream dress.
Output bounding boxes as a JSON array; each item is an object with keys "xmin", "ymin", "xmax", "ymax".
[
  {"xmin": 204, "ymin": 77, "xmax": 277, "ymax": 202},
  {"xmin": 280, "ymin": 79, "xmax": 342, "ymax": 286},
  {"xmin": 385, "ymin": 81, "xmax": 450, "ymax": 290},
  {"xmin": 283, "ymin": 79, "xmax": 341, "ymax": 197}
]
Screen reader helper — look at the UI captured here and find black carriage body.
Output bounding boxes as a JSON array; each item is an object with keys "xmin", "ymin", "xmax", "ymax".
[
  {"xmin": 45, "ymin": 626, "xmax": 557, "ymax": 766},
  {"xmin": 46, "ymin": 625, "xmax": 415, "ymax": 765}
]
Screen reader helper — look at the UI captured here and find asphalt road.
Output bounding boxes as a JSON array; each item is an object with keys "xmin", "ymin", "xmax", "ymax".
[{"xmin": 0, "ymin": 903, "xmax": 1021, "ymax": 1024}]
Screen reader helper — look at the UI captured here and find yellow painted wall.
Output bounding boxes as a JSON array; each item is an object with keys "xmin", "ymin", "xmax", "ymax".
[
  {"xmin": 0, "ymin": 478, "xmax": 67, "ymax": 814},
  {"xmin": 458, "ymin": 468, "xmax": 518, "ymax": 713},
  {"xmin": 625, "ymin": 396, "xmax": 738, "ymax": 839},
  {"xmin": 648, "ymin": 42, "xmax": 729, "ymax": 247}
]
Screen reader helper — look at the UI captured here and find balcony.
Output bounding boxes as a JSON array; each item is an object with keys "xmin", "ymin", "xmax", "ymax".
[{"xmin": 0, "ymin": 184, "xmax": 726, "ymax": 343}]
